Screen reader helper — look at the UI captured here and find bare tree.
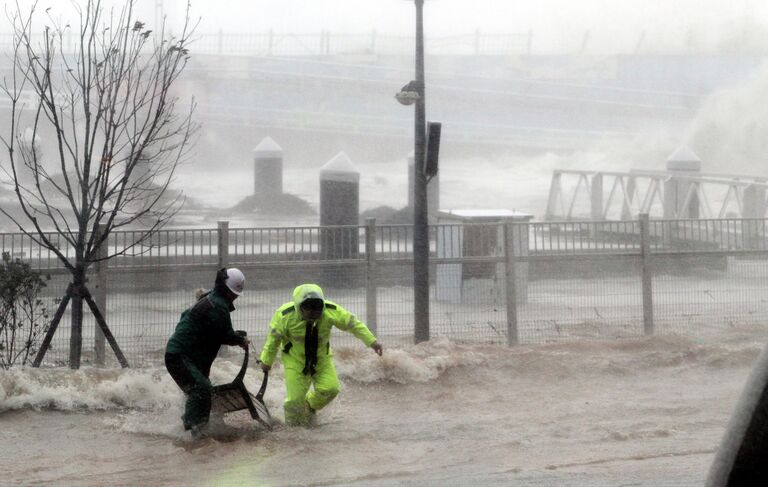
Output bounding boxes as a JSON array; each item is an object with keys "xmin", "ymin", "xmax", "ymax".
[{"xmin": 0, "ymin": 0, "xmax": 198, "ymax": 368}]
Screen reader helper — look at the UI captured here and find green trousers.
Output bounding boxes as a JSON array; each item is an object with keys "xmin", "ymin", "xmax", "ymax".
[
  {"xmin": 165, "ymin": 353, "xmax": 214, "ymax": 431},
  {"xmin": 283, "ymin": 357, "xmax": 341, "ymax": 426}
]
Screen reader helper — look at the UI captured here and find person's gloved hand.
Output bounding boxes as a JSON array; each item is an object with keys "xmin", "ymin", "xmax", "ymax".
[
  {"xmin": 260, "ymin": 362, "xmax": 271, "ymax": 373},
  {"xmin": 235, "ymin": 330, "xmax": 249, "ymax": 350},
  {"xmin": 371, "ymin": 341, "xmax": 383, "ymax": 356}
]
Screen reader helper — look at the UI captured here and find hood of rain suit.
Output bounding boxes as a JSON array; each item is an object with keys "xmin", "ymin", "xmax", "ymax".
[{"xmin": 292, "ymin": 283, "xmax": 325, "ymax": 311}]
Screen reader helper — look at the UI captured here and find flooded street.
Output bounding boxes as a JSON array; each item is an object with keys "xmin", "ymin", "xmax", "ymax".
[
  {"xmin": 2, "ymin": 333, "xmax": 762, "ymax": 486},
  {"xmin": 1, "ymin": 1, "xmax": 767, "ymax": 486}
]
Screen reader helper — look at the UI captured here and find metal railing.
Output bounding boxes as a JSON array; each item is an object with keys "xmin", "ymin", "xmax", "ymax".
[
  {"xmin": 546, "ymin": 169, "xmax": 768, "ymax": 221},
  {"xmin": 2, "ymin": 216, "xmax": 767, "ymax": 367},
  {"xmin": 0, "ymin": 30, "xmax": 533, "ymax": 58}
]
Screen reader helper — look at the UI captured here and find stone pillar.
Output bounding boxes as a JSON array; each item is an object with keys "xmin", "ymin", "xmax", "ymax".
[
  {"xmin": 743, "ymin": 182, "xmax": 767, "ymax": 250},
  {"xmin": 253, "ymin": 136, "xmax": 283, "ymax": 197},
  {"xmin": 663, "ymin": 145, "xmax": 702, "ymax": 244},
  {"xmin": 408, "ymin": 151, "xmax": 439, "ymax": 223},
  {"xmin": 664, "ymin": 145, "xmax": 702, "ymax": 218},
  {"xmin": 320, "ymin": 152, "xmax": 360, "ymax": 260},
  {"xmin": 743, "ymin": 183, "xmax": 767, "ymax": 219}
]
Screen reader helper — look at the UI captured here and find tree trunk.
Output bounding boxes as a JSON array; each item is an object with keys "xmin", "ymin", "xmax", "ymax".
[
  {"xmin": 69, "ymin": 267, "xmax": 86, "ymax": 369},
  {"xmin": 83, "ymin": 290, "xmax": 129, "ymax": 368},
  {"xmin": 31, "ymin": 285, "xmax": 73, "ymax": 367}
]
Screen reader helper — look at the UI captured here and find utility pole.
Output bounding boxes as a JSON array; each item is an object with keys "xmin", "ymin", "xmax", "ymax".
[{"xmin": 412, "ymin": 0, "xmax": 430, "ymax": 343}]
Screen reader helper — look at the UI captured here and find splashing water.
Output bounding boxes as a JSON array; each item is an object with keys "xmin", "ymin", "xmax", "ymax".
[{"xmin": 1, "ymin": 330, "xmax": 766, "ymax": 486}]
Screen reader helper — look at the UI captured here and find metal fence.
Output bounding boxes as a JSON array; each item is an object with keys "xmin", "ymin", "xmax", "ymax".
[
  {"xmin": 0, "ymin": 30, "xmax": 532, "ymax": 58},
  {"xmin": 2, "ymin": 215, "xmax": 767, "ymax": 367}
]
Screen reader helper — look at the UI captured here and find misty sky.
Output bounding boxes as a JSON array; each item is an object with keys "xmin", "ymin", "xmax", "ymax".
[
  {"xmin": 152, "ymin": 0, "xmax": 768, "ymax": 54},
  {"xmin": 8, "ymin": 0, "xmax": 768, "ymax": 54}
]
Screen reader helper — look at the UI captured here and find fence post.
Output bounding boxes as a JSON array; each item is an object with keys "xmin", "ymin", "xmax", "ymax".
[
  {"xmin": 504, "ymin": 222, "xmax": 519, "ymax": 346},
  {"xmin": 639, "ymin": 213, "xmax": 654, "ymax": 335},
  {"xmin": 94, "ymin": 224, "xmax": 107, "ymax": 366},
  {"xmin": 365, "ymin": 218, "xmax": 378, "ymax": 335},
  {"xmin": 217, "ymin": 221, "xmax": 229, "ymax": 268}
]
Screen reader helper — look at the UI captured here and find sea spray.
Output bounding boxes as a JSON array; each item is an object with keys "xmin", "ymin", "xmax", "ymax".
[
  {"xmin": 1, "ymin": 335, "xmax": 762, "ymax": 414},
  {"xmin": 0, "ymin": 367, "xmax": 180, "ymax": 412},
  {"xmin": 334, "ymin": 337, "xmax": 489, "ymax": 384}
]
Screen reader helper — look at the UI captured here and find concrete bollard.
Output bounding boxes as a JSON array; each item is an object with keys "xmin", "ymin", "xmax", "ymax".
[
  {"xmin": 253, "ymin": 136, "xmax": 283, "ymax": 197},
  {"xmin": 319, "ymin": 152, "xmax": 360, "ymax": 260},
  {"xmin": 743, "ymin": 182, "xmax": 767, "ymax": 250},
  {"xmin": 663, "ymin": 145, "xmax": 702, "ymax": 219},
  {"xmin": 663, "ymin": 145, "xmax": 702, "ymax": 245}
]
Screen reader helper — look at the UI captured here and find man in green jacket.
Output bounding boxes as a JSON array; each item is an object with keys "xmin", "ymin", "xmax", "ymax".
[
  {"xmin": 260, "ymin": 283, "xmax": 383, "ymax": 426},
  {"xmin": 165, "ymin": 268, "xmax": 249, "ymax": 436}
]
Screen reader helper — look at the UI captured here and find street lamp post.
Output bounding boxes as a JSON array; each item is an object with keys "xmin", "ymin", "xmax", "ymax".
[
  {"xmin": 394, "ymin": 0, "xmax": 429, "ymax": 344},
  {"xmin": 412, "ymin": 0, "xmax": 430, "ymax": 343}
]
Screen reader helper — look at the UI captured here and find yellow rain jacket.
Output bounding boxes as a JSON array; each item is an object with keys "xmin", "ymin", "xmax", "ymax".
[{"xmin": 260, "ymin": 283, "xmax": 377, "ymax": 425}]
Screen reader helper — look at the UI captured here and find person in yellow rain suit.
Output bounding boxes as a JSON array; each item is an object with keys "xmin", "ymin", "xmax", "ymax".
[{"xmin": 260, "ymin": 283, "xmax": 383, "ymax": 426}]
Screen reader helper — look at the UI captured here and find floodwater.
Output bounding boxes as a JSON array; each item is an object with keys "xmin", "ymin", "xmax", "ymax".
[{"xmin": 1, "ymin": 330, "xmax": 765, "ymax": 486}]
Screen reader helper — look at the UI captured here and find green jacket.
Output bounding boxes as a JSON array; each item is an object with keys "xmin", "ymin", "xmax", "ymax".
[
  {"xmin": 260, "ymin": 284, "xmax": 377, "ymax": 367},
  {"xmin": 166, "ymin": 290, "xmax": 245, "ymax": 375}
]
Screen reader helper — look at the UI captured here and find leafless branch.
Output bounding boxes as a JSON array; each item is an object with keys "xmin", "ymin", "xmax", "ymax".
[{"xmin": 1, "ymin": 0, "xmax": 198, "ymax": 267}]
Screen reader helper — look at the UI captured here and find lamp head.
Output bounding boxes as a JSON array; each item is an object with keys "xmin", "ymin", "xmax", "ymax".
[{"xmin": 395, "ymin": 80, "xmax": 422, "ymax": 106}]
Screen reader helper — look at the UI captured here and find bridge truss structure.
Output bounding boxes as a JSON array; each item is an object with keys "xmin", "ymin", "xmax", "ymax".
[{"xmin": 545, "ymin": 169, "xmax": 768, "ymax": 222}]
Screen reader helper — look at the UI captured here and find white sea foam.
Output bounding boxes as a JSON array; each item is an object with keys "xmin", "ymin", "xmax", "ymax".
[
  {"xmin": 1, "ymin": 335, "xmax": 761, "ymax": 414},
  {"xmin": 334, "ymin": 337, "xmax": 488, "ymax": 384},
  {"xmin": 0, "ymin": 367, "xmax": 179, "ymax": 412}
]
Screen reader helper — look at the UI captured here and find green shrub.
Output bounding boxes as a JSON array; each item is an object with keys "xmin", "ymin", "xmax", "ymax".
[{"xmin": 0, "ymin": 252, "xmax": 50, "ymax": 368}]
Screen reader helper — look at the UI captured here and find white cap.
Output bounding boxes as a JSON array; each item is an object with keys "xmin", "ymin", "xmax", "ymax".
[{"xmin": 225, "ymin": 268, "xmax": 245, "ymax": 295}]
